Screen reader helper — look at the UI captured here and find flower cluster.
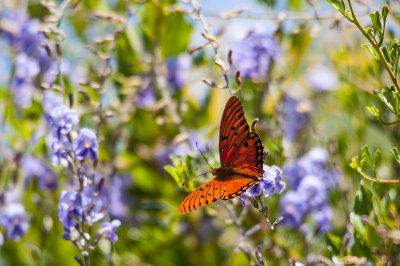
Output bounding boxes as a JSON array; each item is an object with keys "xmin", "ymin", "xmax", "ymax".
[
  {"xmin": 239, "ymin": 165, "xmax": 286, "ymax": 207},
  {"xmin": 0, "ymin": 11, "xmax": 52, "ymax": 107},
  {"xmin": 58, "ymin": 176, "xmax": 124, "ymax": 242},
  {"xmin": 281, "ymin": 96, "xmax": 309, "ymax": 143},
  {"xmin": 279, "ymin": 147, "xmax": 341, "ymax": 231},
  {"xmin": 22, "ymin": 156, "xmax": 58, "ymax": 191},
  {"xmin": 166, "ymin": 54, "xmax": 192, "ymax": 92},
  {"xmin": 232, "ymin": 30, "xmax": 281, "ymax": 80},
  {"xmin": 0, "ymin": 190, "xmax": 29, "ymax": 242}
]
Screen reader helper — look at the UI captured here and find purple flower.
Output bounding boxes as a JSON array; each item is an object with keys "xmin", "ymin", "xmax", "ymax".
[
  {"xmin": 1, "ymin": 11, "xmax": 53, "ymax": 108},
  {"xmin": 260, "ymin": 165, "xmax": 286, "ymax": 196},
  {"xmin": 82, "ymin": 183, "xmax": 105, "ymax": 223},
  {"xmin": 0, "ymin": 203, "xmax": 29, "ymax": 240},
  {"xmin": 282, "ymin": 161, "xmax": 306, "ymax": 190},
  {"xmin": 11, "ymin": 78, "xmax": 35, "ymax": 108},
  {"xmin": 21, "ymin": 156, "xmax": 58, "ymax": 191},
  {"xmin": 49, "ymin": 105, "xmax": 79, "ymax": 139},
  {"xmin": 281, "ymin": 96, "xmax": 309, "ymax": 143},
  {"xmin": 240, "ymin": 165, "xmax": 285, "ymax": 207},
  {"xmin": 74, "ymin": 128, "xmax": 99, "ymax": 161},
  {"xmin": 0, "ymin": 232, "xmax": 4, "ymax": 246},
  {"xmin": 50, "ymin": 136, "xmax": 71, "ymax": 167},
  {"xmin": 297, "ymin": 175, "xmax": 328, "ymax": 209},
  {"xmin": 232, "ymin": 30, "xmax": 281, "ymax": 80},
  {"xmin": 280, "ymin": 147, "xmax": 341, "ymax": 231},
  {"xmin": 313, "ymin": 205, "xmax": 333, "ymax": 232},
  {"xmin": 279, "ymin": 191, "xmax": 308, "ymax": 227},
  {"xmin": 307, "ymin": 65, "xmax": 338, "ymax": 92},
  {"xmin": 103, "ymin": 175, "xmax": 132, "ymax": 219},
  {"xmin": 58, "ymin": 191, "xmax": 83, "ymax": 240},
  {"xmin": 100, "ymin": 219, "xmax": 121, "ymax": 243},
  {"xmin": 15, "ymin": 53, "xmax": 40, "ymax": 79},
  {"xmin": 137, "ymin": 83, "xmax": 156, "ymax": 108},
  {"xmin": 166, "ymin": 55, "xmax": 192, "ymax": 91},
  {"xmin": 43, "ymin": 90, "xmax": 64, "ymax": 116}
]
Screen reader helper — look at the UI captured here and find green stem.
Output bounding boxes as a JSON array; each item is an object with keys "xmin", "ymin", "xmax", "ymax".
[
  {"xmin": 347, "ymin": 0, "xmax": 400, "ymax": 93},
  {"xmin": 357, "ymin": 168, "xmax": 400, "ymax": 184}
]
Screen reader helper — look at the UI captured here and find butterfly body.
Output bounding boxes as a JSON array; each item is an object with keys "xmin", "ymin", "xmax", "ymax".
[{"xmin": 178, "ymin": 96, "xmax": 265, "ymax": 214}]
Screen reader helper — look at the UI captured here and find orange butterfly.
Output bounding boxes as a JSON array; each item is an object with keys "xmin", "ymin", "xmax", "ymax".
[{"xmin": 178, "ymin": 96, "xmax": 265, "ymax": 213}]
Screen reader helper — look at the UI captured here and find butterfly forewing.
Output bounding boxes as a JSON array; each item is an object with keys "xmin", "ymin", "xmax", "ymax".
[
  {"xmin": 219, "ymin": 97, "xmax": 264, "ymax": 177},
  {"xmin": 219, "ymin": 96, "xmax": 250, "ymax": 165}
]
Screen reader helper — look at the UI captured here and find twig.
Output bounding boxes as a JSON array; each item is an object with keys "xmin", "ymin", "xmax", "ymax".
[
  {"xmin": 346, "ymin": 0, "xmax": 400, "ymax": 93},
  {"xmin": 189, "ymin": 0, "xmax": 233, "ymax": 96}
]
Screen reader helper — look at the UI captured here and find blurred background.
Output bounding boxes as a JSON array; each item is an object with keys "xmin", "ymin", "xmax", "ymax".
[{"xmin": 0, "ymin": 0, "xmax": 400, "ymax": 265}]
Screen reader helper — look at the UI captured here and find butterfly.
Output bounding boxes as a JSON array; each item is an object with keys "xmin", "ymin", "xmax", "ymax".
[{"xmin": 178, "ymin": 96, "xmax": 265, "ymax": 213}]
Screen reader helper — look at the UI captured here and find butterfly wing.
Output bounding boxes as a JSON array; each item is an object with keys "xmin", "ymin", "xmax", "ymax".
[
  {"xmin": 219, "ymin": 96, "xmax": 264, "ymax": 177},
  {"xmin": 178, "ymin": 176, "xmax": 259, "ymax": 213}
]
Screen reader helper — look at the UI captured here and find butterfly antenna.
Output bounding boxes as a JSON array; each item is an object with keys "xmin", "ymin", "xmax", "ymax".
[
  {"xmin": 181, "ymin": 171, "xmax": 211, "ymax": 187},
  {"xmin": 195, "ymin": 142, "xmax": 213, "ymax": 170}
]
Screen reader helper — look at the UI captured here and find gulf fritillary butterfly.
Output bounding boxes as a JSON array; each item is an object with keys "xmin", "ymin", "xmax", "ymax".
[{"xmin": 178, "ymin": 96, "xmax": 265, "ymax": 213}]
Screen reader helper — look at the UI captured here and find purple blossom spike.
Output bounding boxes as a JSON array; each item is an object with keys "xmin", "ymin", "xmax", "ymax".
[
  {"xmin": 21, "ymin": 156, "xmax": 57, "ymax": 190},
  {"xmin": 43, "ymin": 90, "xmax": 64, "ymax": 116},
  {"xmin": 279, "ymin": 191, "xmax": 308, "ymax": 227},
  {"xmin": 166, "ymin": 55, "xmax": 192, "ymax": 91},
  {"xmin": 58, "ymin": 191, "xmax": 82, "ymax": 240},
  {"xmin": 49, "ymin": 105, "xmax": 79, "ymax": 139},
  {"xmin": 74, "ymin": 128, "xmax": 99, "ymax": 161},
  {"xmin": 102, "ymin": 175, "xmax": 132, "ymax": 219},
  {"xmin": 313, "ymin": 204, "xmax": 333, "ymax": 232},
  {"xmin": 297, "ymin": 175, "xmax": 328, "ymax": 209},
  {"xmin": 281, "ymin": 96, "xmax": 309, "ymax": 143},
  {"xmin": 260, "ymin": 165, "xmax": 286, "ymax": 196},
  {"xmin": 100, "ymin": 219, "xmax": 121, "ymax": 243},
  {"xmin": 0, "ymin": 203, "xmax": 29, "ymax": 240},
  {"xmin": 239, "ymin": 165, "xmax": 286, "ymax": 207},
  {"xmin": 232, "ymin": 30, "xmax": 281, "ymax": 80},
  {"xmin": 15, "ymin": 53, "xmax": 40, "ymax": 79},
  {"xmin": 50, "ymin": 136, "xmax": 71, "ymax": 167},
  {"xmin": 82, "ymin": 183, "xmax": 105, "ymax": 223},
  {"xmin": 11, "ymin": 78, "xmax": 35, "ymax": 108},
  {"xmin": 137, "ymin": 82, "xmax": 156, "ymax": 108}
]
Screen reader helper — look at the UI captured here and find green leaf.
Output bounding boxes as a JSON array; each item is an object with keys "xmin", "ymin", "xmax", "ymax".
[
  {"xmin": 391, "ymin": 148, "xmax": 400, "ymax": 164},
  {"xmin": 350, "ymin": 212, "xmax": 365, "ymax": 238},
  {"xmin": 326, "ymin": 232, "xmax": 341, "ymax": 255},
  {"xmin": 366, "ymin": 106, "xmax": 380, "ymax": 119},
  {"xmin": 361, "ymin": 145, "xmax": 377, "ymax": 172},
  {"xmin": 373, "ymin": 86, "xmax": 400, "ymax": 116},
  {"xmin": 369, "ymin": 11, "xmax": 382, "ymax": 34},
  {"xmin": 382, "ymin": 5, "xmax": 389, "ymax": 32},
  {"xmin": 353, "ymin": 185, "xmax": 373, "ymax": 215},
  {"xmin": 349, "ymin": 155, "xmax": 361, "ymax": 170},
  {"xmin": 324, "ymin": 0, "xmax": 345, "ymax": 15},
  {"xmin": 361, "ymin": 44, "xmax": 379, "ymax": 60}
]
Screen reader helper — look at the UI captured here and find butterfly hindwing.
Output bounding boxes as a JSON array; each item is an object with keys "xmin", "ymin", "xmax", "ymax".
[
  {"xmin": 220, "ymin": 175, "xmax": 260, "ymax": 200},
  {"xmin": 178, "ymin": 179, "xmax": 225, "ymax": 214},
  {"xmin": 219, "ymin": 96, "xmax": 250, "ymax": 166},
  {"xmin": 178, "ymin": 176, "xmax": 260, "ymax": 213}
]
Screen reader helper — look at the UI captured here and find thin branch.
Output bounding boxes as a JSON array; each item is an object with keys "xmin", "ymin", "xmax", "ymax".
[
  {"xmin": 347, "ymin": 0, "xmax": 400, "ymax": 93},
  {"xmin": 356, "ymin": 168, "xmax": 400, "ymax": 184},
  {"xmin": 189, "ymin": 0, "xmax": 233, "ymax": 96}
]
